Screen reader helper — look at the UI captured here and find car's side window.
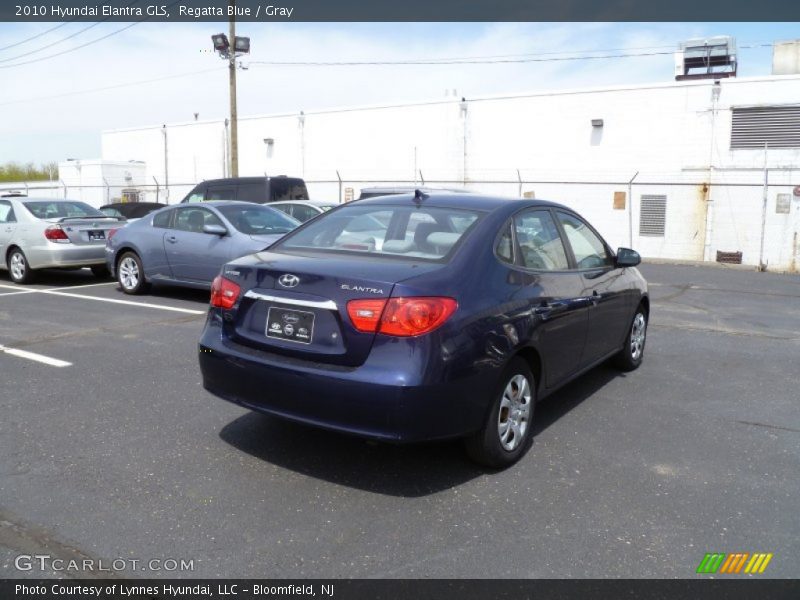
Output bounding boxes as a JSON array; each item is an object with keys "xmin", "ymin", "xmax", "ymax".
[
  {"xmin": 206, "ymin": 186, "xmax": 235, "ymax": 201},
  {"xmin": 185, "ymin": 193, "xmax": 204, "ymax": 203},
  {"xmin": 496, "ymin": 222, "xmax": 514, "ymax": 264},
  {"xmin": 556, "ymin": 212, "xmax": 613, "ymax": 269},
  {"xmin": 293, "ymin": 205, "xmax": 318, "ymax": 222},
  {"xmin": 152, "ymin": 210, "xmax": 171, "ymax": 228},
  {"xmin": 513, "ymin": 210, "xmax": 570, "ymax": 271},
  {"xmin": 174, "ymin": 208, "xmax": 224, "ymax": 233},
  {"xmin": 0, "ymin": 201, "xmax": 15, "ymax": 223}
]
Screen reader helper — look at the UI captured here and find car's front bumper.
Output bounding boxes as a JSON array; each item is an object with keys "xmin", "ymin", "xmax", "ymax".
[{"xmin": 199, "ymin": 317, "xmax": 495, "ymax": 443}]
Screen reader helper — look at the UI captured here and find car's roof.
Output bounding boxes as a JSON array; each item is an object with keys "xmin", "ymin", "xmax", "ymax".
[
  {"xmin": 101, "ymin": 202, "xmax": 165, "ymax": 209},
  {"xmin": 13, "ymin": 197, "xmax": 85, "ymax": 203},
  {"xmin": 271, "ymin": 200, "xmax": 336, "ymax": 207},
  {"xmin": 181, "ymin": 200, "xmax": 277, "ymax": 208},
  {"xmin": 351, "ymin": 192, "xmax": 566, "ymax": 212},
  {"xmin": 194, "ymin": 176, "xmax": 303, "ymax": 185}
]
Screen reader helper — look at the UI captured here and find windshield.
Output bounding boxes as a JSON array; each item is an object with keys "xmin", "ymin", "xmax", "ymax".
[
  {"xmin": 24, "ymin": 201, "xmax": 106, "ymax": 219},
  {"xmin": 275, "ymin": 204, "xmax": 481, "ymax": 261},
  {"xmin": 217, "ymin": 204, "xmax": 300, "ymax": 235}
]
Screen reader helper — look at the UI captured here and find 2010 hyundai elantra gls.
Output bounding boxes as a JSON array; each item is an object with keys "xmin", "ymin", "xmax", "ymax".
[{"xmin": 199, "ymin": 192, "xmax": 649, "ymax": 467}]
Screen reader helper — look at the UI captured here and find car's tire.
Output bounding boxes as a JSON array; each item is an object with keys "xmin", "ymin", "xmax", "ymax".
[
  {"xmin": 116, "ymin": 251, "xmax": 148, "ymax": 294},
  {"xmin": 7, "ymin": 248, "xmax": 36, "ymax": 284},
  {"xmin": 91, "ymin": 265, "xmax": 110, "ymax": 279},
  {"xmin": 613, "ymin": 304, "xmax": 648, "ymax": 372},
  {"xmin": 464, "ymin": 357, "xmax": 536, "ymax": 468}
]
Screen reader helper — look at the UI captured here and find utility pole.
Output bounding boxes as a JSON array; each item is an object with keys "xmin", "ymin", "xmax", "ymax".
[
  {"xmin": 228, "ymin": 0, "xmax": 238, "ymax": 177},
  {"xmin": 211, "ymin": 5, "xmax": 249, "ymax": 179}
]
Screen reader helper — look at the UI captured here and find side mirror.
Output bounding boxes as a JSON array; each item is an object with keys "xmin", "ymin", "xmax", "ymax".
[
  {"xmin": 615, "ymin": 247, "xmax": 641, "ymax": 267},
  {"xmin": 203, "ymin": 224, "xmax": 228, "ymax": 236}
]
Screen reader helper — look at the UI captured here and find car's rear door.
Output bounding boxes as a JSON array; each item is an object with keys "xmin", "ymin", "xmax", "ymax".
[
  {"xmin": 509, "ymin": 209, "xmax": 590, "ymax": 389},
  {"xmin": 554, "ymin": 210, "xmax": 631, "ymax": 365},
  {"xmin": 164, "ymin": 207, "xmax": 234, "ymax": 282},
  {"xmin": 0, "ymin": 200, "xmax": 18, "ymax": 259}
]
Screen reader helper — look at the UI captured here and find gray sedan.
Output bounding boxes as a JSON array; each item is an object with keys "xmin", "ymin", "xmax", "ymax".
[
  {"xmin": 105, "ymin": 201, "xmax": 300, "ymax": 294},
  {"xmin": 0, "ymin": 197, "xmax": 123, "ymax": 284}
]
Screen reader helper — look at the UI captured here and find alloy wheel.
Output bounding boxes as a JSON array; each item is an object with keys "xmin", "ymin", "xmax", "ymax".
[
  {"xmin": 118, "ymin": 257, "xmax": 140, "ymax": 290},
  {"xmin": 497, "ymin": 374, "xmax": 532, "ymax": 451},
  {"xmin": 630, "ymin": 312, "xmax": 646, "ymax": 360}
]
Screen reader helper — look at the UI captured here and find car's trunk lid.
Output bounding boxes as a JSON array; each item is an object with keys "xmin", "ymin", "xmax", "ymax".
[{"xmin": 227, "ymin": 252, "xmax": 442, "ymax": 366}]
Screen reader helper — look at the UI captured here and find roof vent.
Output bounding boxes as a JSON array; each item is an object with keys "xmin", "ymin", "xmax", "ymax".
[{"xmin": 675, "ymin": 36, "xmax": 737, "ymax": 81}]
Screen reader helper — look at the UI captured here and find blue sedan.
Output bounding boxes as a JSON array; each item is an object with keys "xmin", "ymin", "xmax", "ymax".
[
  {"xmin": 106, "ymin": 201, "xmax": 299, "ymax": 294},
  {"xmin": 198, "ymin": 193, "xmax": 649, "ymax": 467}
]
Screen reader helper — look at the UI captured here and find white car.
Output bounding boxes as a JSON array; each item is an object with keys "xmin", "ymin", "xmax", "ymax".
[
  {"xmin": 268, "ymin": 200, "xmax": 337, "ymax": 222},
  {"xmin": 0, "ymin": 197, "xmax": 123, "ymax": 283}
]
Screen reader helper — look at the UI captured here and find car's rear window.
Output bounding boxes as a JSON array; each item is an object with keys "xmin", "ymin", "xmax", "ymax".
[
  {"xmin": 270, "ymin": 178, "xmax": 309, "ymax": 201},
  {"xmin": 217, "ymin": 204, "xmax": 300, "ymax": 235},
  {"xmin": 275, "ymin": 204, "xmax": 481, "ymax": 261},
  {"xmin": 23, "ymin": 201, "xmax": 104, "ymax": 219}
]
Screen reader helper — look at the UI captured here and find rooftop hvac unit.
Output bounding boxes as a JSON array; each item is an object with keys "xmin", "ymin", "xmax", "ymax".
[{"xmin": 674, "ymin": 36, "xmax": 737, "ymax": 81}]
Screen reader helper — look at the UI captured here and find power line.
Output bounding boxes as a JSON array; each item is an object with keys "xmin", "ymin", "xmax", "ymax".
[
  {"xmin": 0, "ymin": 22, "xmax": 141, "ymax": 69},
  {"xmin": 246, "ymin": 43, "xmax": 773, "ymax": 67},
  {"xmin": 0, "ymin": 67, "xmax": 226, "ymax": 106},
  {"xmin": 0, "ymin": 22, "xmax": 72, "ymax": 53},
  {"xmin": 0, "ymin": 22, "xmax": 105, "ymax": 63}
]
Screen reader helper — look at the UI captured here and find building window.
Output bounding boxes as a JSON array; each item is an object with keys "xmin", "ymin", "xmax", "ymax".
[
  {"xmin": 639, "ymin": 195, "xmax": 667, "ymax": 237},
  {"xmin": 731, "ymin": 106, "xmax": 800, "ymax": 149}
]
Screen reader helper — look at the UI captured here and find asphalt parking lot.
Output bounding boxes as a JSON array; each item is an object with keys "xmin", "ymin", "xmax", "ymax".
[{"xmin": 0, "ymin": 263, "xmax": 797, "ymax": 579}]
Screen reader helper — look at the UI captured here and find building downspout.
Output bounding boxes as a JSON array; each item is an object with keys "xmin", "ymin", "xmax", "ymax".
[
  {"xmin": 758, "ymin": 142, "xmax": 769, "ymax": 270},
  {"xmin": 627, "ymin": 171, "xmax": 638, "ymax": 248},
  {"xmin": 161, "ymin": 125, "xmax": 169, "ymax": 201}
]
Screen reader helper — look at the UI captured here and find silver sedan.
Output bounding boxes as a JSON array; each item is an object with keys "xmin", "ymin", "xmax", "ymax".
[{"xmin": 0, "ymin": 197, "xmax": 123, "ymax": 284}]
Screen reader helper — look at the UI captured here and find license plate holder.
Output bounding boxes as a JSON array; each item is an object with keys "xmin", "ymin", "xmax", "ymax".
[
  {"xmin": 87, "ymin": 230, "xmax": 105, "ymax": 241},
  {"xmin": 266, "ymin": 307, "xmax": 315, "ymax": 344}
]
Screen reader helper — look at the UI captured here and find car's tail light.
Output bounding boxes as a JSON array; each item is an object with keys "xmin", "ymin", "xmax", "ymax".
[
  {"xmin": 347, "ymin": 299, "xmax": 388, "ymax": 333},
  {"xmin": 44, "ymin": 225, "xmax": 70, "ymax": 243},
  {"xmin": 347, "ymin": 297, "xmax": 457, "ymax": 337},
  {"xmin": 379, "ymin": 297, "xmax": 458, "ymax": 336},
  {"xmin": 107, "ymin": 228, "xmax": 120, "ymax": 240},
  {"xmin": 210, "ymin": 275, "xmax": 241, "ymax": 309}
]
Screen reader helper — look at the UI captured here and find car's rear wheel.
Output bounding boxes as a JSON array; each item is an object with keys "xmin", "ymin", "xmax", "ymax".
[
  {"xmin": 117, "ymin": 252, "xmax": 148, "ymax": 294},
  {"xmin": 91, "ymin": 265, "xmax": 110, "ymax": 279},
  {"xmin": 613, "ymin": 305, "xmax": 647, "ymax": 371},
  {"xmin": 7, "ymin": 248, "xmax": 35, "ymax": 284},
  {"xmin": 464, "ymin": 357, "xmax": 535, "ymax": 468}
]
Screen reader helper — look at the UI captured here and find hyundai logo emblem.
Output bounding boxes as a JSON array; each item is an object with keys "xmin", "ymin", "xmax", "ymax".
[{"xmin": 278, "ymin": 274, "xmax": 300, "ymax": 288}]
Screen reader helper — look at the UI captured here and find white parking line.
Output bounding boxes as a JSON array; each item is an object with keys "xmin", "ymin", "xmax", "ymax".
[
  {"xmin": 41, "ymin": 290, "xmax": 205, "ymax": 315},
  {"xmin": 0, "ymin": 344, "xmax": 72, "ymax": 367}
]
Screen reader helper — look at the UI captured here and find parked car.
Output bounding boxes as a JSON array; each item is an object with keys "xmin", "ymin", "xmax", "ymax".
[
  {"xmin": 0, "ymin": 197, "xmax": 123, "ymax": 283},
  {"xmin": 268, "ymin": 200, "xmax": 337, "ymax": 222},
  {"xmin": 99, "ymin": 202, "xmax": 167, "ymax": 221},
  {"xmin": 180, "ymin": 176, "xmax": 309, "ymax": 204},
  {"xmin": 198, "ymin": 192, "xmax": 649, "ymax": 467},
  {"xmin": 358, "ymin": 185, "xmax": 470, "ymax": 200},
  {"xmin": 106, "ymin": 201, "xmax": 300, "ymax": 294}
]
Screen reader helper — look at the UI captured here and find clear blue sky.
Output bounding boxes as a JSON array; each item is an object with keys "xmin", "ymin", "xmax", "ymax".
[{"xmin": 1, "ymin": 21, "xmax": 797, "ymax": 164}]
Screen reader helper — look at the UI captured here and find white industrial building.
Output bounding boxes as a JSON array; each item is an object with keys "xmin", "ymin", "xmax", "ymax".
[{"xmin": 17, "ymin": 38, "xmax": 800, "ymax": 270}]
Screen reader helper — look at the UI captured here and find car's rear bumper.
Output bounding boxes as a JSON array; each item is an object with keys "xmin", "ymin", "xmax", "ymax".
[
  {"xmin": 26, "ymin": 243, "xmax": 108, "ymax": 269},
  {"xmin": 199, "ymin": 319, "xmax": 494, "ymax": 443}
]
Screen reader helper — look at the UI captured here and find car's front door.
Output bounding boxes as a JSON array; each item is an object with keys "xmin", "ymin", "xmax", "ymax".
[
  {"xmin": 164, "ymin": 207, "xmax": 233, "ymax": 282},
  {"xmin": 510, "ymin": 209, "xmax": 591, "ymax": 389},
  {"xmin": 0, "ymin": 201, "xmax": 18, "ymax": 263},
  {"xmin": 555, "ymin": 210, "xmax": 631, "ymax": 365}
]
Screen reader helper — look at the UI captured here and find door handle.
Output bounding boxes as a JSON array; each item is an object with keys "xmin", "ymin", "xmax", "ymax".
[
  {"xmin": 534, "ymin": 300, "xmax": 567, "ymax": 319},
  {"xmin": 166, "ymin": 235, "xmax": 178, "ymax": 244},
  {"xmin": 591, "ymin": 290, "xmax": 602, "ymax": 305}
]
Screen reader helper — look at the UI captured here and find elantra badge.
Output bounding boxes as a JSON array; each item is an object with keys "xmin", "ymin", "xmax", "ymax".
[{"xmin": 278, "ymin": 274, "xmax": 300, "ymax": 288}]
